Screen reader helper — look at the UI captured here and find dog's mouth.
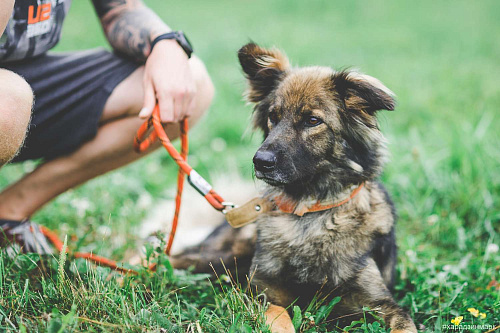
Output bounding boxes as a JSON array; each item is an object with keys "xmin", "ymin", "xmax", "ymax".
[
  {"xmin": 255, "ymin": 167, "xmax": 320, "ymax": 192},
  {"xmin": 254, "ymin": 170, "xmax": 288, "ymax": 186}
]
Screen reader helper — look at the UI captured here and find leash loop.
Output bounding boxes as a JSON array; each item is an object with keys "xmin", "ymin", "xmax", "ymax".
[{"xmin": 134, "ymin": 106, "xmax": 227, "ymax": 210}]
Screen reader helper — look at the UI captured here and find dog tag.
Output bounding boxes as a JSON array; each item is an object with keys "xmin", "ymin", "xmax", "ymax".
[{"xmin": 225, "ymin": 197, "xmax": 275, "ymax": 228}]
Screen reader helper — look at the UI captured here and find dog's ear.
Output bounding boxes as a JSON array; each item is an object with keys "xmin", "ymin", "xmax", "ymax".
[
  {"xmin": 332, "ymin": 70, "xmax": 396, "ymax": 116},
  {"xmin": 238, "ymin": 43, "xmax": 290, "ymax": 103}
]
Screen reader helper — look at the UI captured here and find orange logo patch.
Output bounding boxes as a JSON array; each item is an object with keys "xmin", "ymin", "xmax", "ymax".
[{"xmin": 28, "ymin": 3, "xmax": 52, "ymax": 25}]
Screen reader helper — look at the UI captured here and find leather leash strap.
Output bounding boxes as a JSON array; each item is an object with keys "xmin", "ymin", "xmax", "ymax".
[{"xmin": 225, "ymin": 197, "xmax": 275, "ymax": 228}]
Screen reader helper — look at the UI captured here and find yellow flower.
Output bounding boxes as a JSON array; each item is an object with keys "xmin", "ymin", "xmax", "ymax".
[
  {"xmin": 468, "ymin": 308, "xmax": 479, "ymax": 317},
  {"xmin": 451, "ymin": 316, "xmax": 463, "ymax": 326},
  {"xmin": 479, "ymin": 313, "xmax": 486, "ymax": 319}
]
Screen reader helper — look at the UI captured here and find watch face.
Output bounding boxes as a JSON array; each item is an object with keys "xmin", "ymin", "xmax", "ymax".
[{"xmin": 178, "ymin": 31, "xmax": 193, "ymax": 53}]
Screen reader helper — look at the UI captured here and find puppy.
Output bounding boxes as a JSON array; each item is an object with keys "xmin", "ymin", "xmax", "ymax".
[
  {"xmin": 172, "ymin": 43, "xmax": 417, "ymax": 333},
  {"xmin": 238, "ymin": 43, "xmax": 416, "ymax": 332}
]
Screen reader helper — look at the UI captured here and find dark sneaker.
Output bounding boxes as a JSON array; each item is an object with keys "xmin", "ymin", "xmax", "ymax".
[{"xmin": 0, "ymin": 219, "xmax": 53, "ymax": 254}]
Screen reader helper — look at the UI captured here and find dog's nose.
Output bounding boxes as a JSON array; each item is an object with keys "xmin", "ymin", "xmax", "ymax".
[{"xmin": 253, "ymin": 150, "xmax": 277, "ymax": 172}]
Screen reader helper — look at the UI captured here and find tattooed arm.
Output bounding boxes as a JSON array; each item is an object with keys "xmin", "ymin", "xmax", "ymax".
[
  {"xmin": 92, "ymin": 0, "xmax": 197, "ymax": 122},
  {"xmin": 92, "ymin": 0, "xmax": 169, "ymax": 61}
]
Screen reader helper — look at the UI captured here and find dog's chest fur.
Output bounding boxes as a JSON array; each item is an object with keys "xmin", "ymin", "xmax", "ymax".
[{"xmin": 252, "ymin": 183, "xmax": 394, "ymax": 286}]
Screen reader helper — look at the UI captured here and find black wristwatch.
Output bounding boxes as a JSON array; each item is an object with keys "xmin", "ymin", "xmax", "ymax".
[{"xmin": 150, "ymin": 31, "xmax": 193, "ymax": 58}]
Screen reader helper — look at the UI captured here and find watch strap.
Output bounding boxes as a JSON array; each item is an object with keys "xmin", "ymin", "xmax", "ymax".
[{"xmin": 150, "ymin": 31, "xmax": 193, "ymax": 58}]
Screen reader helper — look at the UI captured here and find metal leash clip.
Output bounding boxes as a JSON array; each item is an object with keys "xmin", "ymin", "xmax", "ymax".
[{"xmin": 221, "ymin": 202, "xmax": 237, "ymax": 214}]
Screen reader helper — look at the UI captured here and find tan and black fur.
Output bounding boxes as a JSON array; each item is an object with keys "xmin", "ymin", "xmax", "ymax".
[{"xmin": 172, "ymin": 43, "xmax": 416, "ymax": 333}]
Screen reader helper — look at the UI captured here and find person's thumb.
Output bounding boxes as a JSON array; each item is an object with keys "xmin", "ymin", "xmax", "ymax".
[{"xmin": 140, "ymin": 81, "xmax": 156, "ymax": 118}]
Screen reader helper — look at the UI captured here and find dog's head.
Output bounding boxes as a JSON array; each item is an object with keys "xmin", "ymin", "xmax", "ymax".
[{"xmin": 238, "ymin": 43, "xmax": 396, "ymax": 200}]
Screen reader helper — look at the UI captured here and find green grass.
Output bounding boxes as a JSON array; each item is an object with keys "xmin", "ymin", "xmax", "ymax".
[{"xmin": 1, "ymin": 0, "xmax": 499, "ymax": 331}]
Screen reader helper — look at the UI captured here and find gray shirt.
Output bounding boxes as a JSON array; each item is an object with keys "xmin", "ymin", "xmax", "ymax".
[{"xmin": 0, "ymin": 0, "xmax": 71, "ymax": 63}]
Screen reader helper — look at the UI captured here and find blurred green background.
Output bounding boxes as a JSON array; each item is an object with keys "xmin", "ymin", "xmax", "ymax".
[{"xmin": 0, "ymin": 0, "xmax": 498, "ymax": 331}]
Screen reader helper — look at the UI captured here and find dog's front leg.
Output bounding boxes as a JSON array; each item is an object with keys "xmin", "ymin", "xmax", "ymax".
[{"xmin": 349, "ymin": 259, "xmax": 417, "ymax": 333}]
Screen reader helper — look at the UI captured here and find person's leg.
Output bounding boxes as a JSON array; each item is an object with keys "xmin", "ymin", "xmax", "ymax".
[
  {"xmin": 0, "ymin": 69, "xmax": 33, "ymax": 167},
  {"xmin": 0, "ymin": 56, "xmax": 214, "ymax": 220}
]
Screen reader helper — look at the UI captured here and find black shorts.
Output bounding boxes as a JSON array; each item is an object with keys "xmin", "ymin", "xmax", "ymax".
[{"xmin": 1, "ymin": 48, "xmax": 139, "ymax": 162}]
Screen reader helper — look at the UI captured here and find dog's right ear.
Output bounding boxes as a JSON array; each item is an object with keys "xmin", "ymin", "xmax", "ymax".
[{"xmin": 238, "ymin": 43, "xmax": 290, "ymax": 103}]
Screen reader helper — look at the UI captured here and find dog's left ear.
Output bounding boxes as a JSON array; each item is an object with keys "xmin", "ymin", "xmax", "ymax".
[
  {"xmin": 332, "ymin": 71, "xmax": 396, "ymax": 115},
  {"xmin": 238, "ymin": 43, "xmax": 290, "ymax": 103}
]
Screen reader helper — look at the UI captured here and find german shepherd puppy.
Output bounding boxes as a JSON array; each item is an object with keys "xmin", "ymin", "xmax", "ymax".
[{"xmin": 172, "ymin": 43, "xmax": 417, "ymax": 333}]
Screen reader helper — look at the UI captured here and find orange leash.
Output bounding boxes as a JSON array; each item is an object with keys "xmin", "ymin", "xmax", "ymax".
[
  {"xmin": 134, "ymin": 105, "xmax": 230, "ymax": 255},
  {"xmin": 39, "ymin": 105, "xmax": 232, "ymax": 274},
  {"xmin": 39, "ymin": 225, "xmax": 135, "ymax": 274}
]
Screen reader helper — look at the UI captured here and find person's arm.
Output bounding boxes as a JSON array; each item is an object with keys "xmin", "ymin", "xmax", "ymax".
[
  {"xmin": 92, "ymin": 0, "xmax": 197, "ymax": 122},
  {"xmin": 0, "ymin": 0, "xmax": 15, "ymax": 36}
]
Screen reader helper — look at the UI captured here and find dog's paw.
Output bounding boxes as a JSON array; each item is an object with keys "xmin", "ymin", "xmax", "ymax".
[
  {"xmin": 389, "ymin": 315, "xmax": 418, "ymax": 333},
  {"xmin": 390, "ymin": 324, "xmax": 418, "ymax": 333},
  {"xmin": 265, "ymin": 304, "xmax": 295, "ymax": 333}
]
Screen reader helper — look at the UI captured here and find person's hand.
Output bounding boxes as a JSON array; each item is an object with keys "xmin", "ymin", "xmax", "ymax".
[{"xmin": 139, "ymin": 39, "xmax": 196, "ymax": 123}]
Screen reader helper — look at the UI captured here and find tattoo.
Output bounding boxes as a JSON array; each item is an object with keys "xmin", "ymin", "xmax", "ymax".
[
  {"xmin": 91, "ymin": 0, "xmax": 169, "ymax": 62},
  {"xmin": 92, "ymin": 0, "xmax": 127, "ymax": 18}
]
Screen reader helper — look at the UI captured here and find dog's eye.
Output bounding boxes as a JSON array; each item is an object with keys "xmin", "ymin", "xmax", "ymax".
[
  {"xmin": 268, "ymin": 111, "xmax": 278, "ymax": 124},
  {"xmin": 304, "ymin": 116, "xmax": 323, "ymax": 127}
]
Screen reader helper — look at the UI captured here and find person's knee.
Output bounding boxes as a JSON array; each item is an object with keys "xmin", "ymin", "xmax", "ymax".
[
  {"xmin": 189, "ymin": 56, "xmax": 214, "ymax": 124},
  {"xmin": 0, "ymin": 69, "xmax": 33, "ymax": 166}
]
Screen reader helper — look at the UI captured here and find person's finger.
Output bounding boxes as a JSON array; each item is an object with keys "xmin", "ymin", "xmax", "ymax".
[
  {"xmin": 173, "ymin": 93, "xmax": 184, "ymax": 122},
  {"xmin": 187, "ymin": 95, "xmax": 197, "ymax": 118},
  {"xmin": 181, "ymin": 89, "xmax": 191, "ymax": 119},
  {"xmin": 140, "ymin": 80, "xmax": 156, "ymax": 118},
  {"xmin": 158, "ymin": 93, "xmax": 174, "ymax": 123}
]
